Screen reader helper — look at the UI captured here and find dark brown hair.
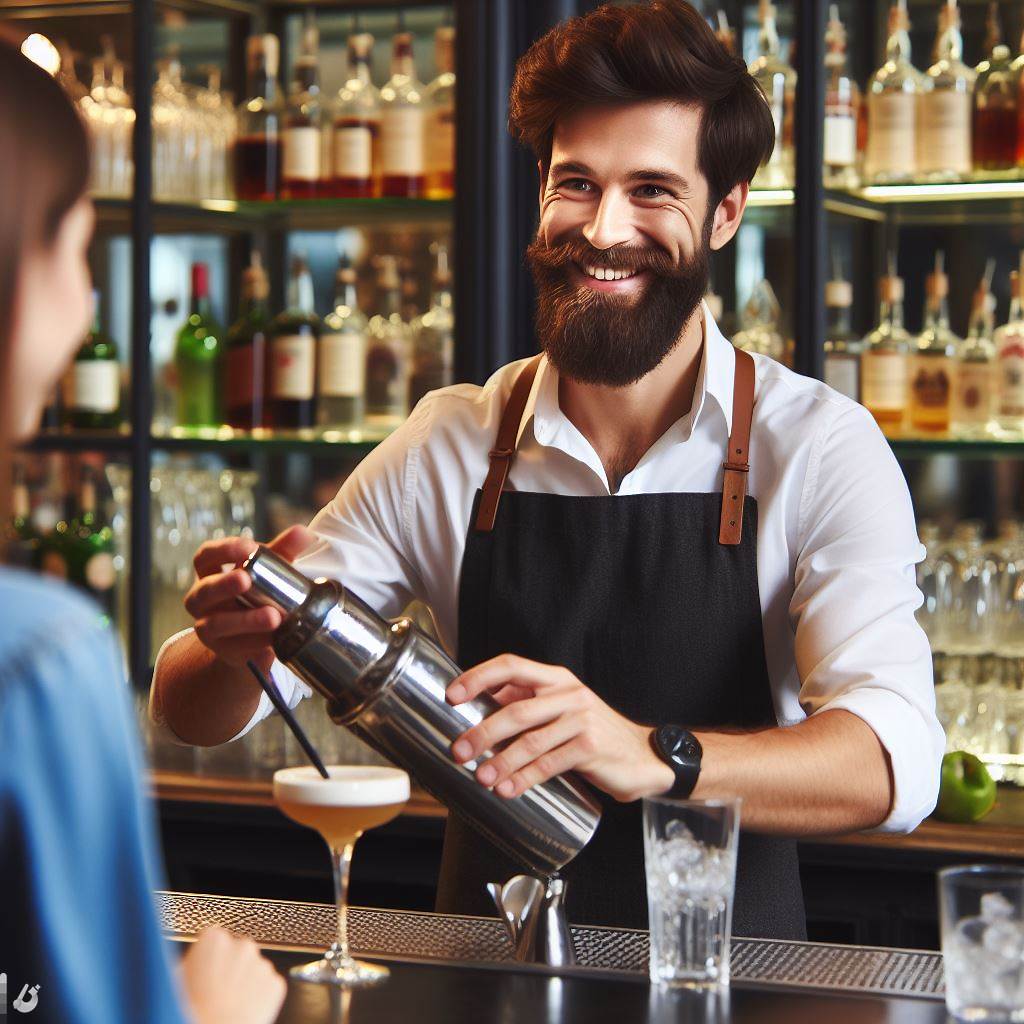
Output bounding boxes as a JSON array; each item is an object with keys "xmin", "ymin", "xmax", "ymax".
[
  {"xmin": 0, "ymin": 42, "xmax": 90, "ymax": 515},
  {"xmin": 508, "ymin": 0, "xmax": 775, "ymax": 208}
]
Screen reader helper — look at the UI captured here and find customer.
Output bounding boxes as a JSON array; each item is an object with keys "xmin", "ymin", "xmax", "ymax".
[{"xmin": 0, "ymin": 43, "xmax": 286, "ymax": 1024}]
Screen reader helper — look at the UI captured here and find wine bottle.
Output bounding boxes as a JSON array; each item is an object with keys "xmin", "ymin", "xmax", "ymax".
[
  {"xmin": 269, "ymin": 255, "xmax": 319, "ymax": 430},
  {"xmin": 67, "ymin": 463, "xmax": 116, "ymax": 623},
  {"xmin": 380, "ymin": 24, "xmax": 426, "ymax": 198},
  {"xmin": 861, "ymin": 263, "xmax": 912, "ymax": 435},
  {"xmin": 64, "ymin": 290, "xmax": 121, "ymax": 430},
  {"xmin": 175, "ymin": 262, "xmax": 224, "ymax": 429},
  {"xmin": 424, "ymin": 24, "xmax": 455, "ymax": 199},
  {"xmin": 319, "ymin": 255, "xmax": 368, "ymax": 430},
  {"xmin": 332, "ymin": 31, "xmax": 381, "ymax": 198},
  {"xmin": 225, "ymin": 253, "xmax": 270, "ymax": 431},
  {"xmin": 282, "ymin": 11, "xmax": 326, "ymax": 199},
  {"xmin": 234, "ymin": 34, "xmax": 284, "ymax": 201}
]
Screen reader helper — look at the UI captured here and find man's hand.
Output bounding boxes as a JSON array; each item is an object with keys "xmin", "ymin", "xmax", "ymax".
[
  {"xmin": 446, "ymin": 654, "xmax": 674, "ymax": 803},
  {"xmin": 183, "ymin": 525, "xmax": 315, "ymax": 670}
]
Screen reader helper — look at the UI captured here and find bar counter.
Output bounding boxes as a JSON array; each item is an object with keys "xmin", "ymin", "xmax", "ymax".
[{"xmin": 159, "ymin": 891, "xmax": 949, "ymax": 1023}]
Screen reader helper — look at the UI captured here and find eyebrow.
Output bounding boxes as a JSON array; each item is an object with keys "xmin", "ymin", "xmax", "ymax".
[{"xmin": 548, "ymin": 160, "xmax": 691, "ymax": 193}]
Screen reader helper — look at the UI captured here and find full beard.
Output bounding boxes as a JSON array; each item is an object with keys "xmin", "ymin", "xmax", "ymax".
[{"xmin": 525, "ymin": 228, "xmax": 712, "ymax": 387}]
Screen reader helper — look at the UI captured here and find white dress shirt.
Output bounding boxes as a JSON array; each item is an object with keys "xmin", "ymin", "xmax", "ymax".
[{"xmin": 153, "ymin": 305, "xmax": 944, "ymax": 834}]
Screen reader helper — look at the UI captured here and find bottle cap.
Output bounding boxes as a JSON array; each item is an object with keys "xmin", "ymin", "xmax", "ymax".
[
  {"xmin": 925, "ymin": 271, "xmax": 949, "ymax": 299},
  {"xmin": 435, "ymin": 25, "xmax": 455, "ymax": 72},
  {"xmin": 243, "ymin": 253, "xmax": 269, "ymax": 300},
  {"xmin": 825, "ymin": 280, "xmax": 853, "ymax": 308},
  {"xmin": 191, "ymin": 262, "xmax": 209, "ymax": 298},
  {"xmin": 393, "ymin": 32, "xmax": 414, "ymax": 60},
  {"xmin": 879, "ymin": 275, "xmax": 903, "ymax": 303}
]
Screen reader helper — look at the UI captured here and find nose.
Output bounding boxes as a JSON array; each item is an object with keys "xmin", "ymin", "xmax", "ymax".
[{"xmin": 581, "ymin": 189, "xmax": 637, "ymax": 251}]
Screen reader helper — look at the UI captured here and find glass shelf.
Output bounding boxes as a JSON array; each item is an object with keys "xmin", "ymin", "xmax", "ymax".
[
  {"xmin": 889, "ymin": 437, "xmax": 1024, "ymax": 459},
  {"xmin": 25, "ymin": 428, "xmax": 133, "ymax": 454},
  {"xmin": 826, "ymin": 180, "xmax": 1024, "ymax": 225},
  {"xmin": 151, "ymin": 425, "xmax": 394, "ymax": 454}
]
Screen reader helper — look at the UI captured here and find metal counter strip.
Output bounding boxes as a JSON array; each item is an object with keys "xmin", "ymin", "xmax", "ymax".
[{"xmin": 156, "ymin": 891, "xmax": 945, "ymax": 1001}]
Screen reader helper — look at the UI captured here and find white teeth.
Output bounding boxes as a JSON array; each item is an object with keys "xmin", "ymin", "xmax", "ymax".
[{"xmin": 582, "ymin": 264, "xmax": 636, "ymax": 282}]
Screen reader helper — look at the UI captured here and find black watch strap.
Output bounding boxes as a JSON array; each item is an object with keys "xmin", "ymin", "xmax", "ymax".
[{"xmin": 650, "ymin": 725, "xmax": 703, "ymax": 799}]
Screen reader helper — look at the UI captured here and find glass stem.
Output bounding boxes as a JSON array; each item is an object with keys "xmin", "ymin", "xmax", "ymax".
[{"xmin": 329, "ymin": 842, "xmax": 356, "ymax": 964}]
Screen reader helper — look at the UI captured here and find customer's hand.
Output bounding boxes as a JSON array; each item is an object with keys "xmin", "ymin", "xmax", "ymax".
[
  {"xmin": 178, "ymin": 926, "xmax": 287, "ymax": 1024},
  {"xmin": 183, "ymin": 525, "xmax": 315, "ymax": 670}
]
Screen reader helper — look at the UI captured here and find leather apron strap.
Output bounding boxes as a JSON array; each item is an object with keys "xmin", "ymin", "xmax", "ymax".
[{"xmin": 475, "ymin": 347, "xmax": 758, "ymax": 546}]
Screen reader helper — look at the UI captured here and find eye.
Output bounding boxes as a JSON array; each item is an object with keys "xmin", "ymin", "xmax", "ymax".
[
  {"xmin": 634, "ymin": 184, "xmax": 669, "ymax": 199},
  {"xmin": 557, "ymin": 178, "xmax": 594, "ymax": 193}
]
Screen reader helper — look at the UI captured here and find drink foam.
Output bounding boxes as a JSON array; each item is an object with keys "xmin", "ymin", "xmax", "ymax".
[{"xmin": 273, "ymin": 765, "xmax": 410, "ymax": 806}]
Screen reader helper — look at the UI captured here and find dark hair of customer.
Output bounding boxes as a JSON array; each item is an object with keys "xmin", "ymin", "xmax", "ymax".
[{"xmin": 508, "ymin": 0, "xmax": 776, "ymax": 207}]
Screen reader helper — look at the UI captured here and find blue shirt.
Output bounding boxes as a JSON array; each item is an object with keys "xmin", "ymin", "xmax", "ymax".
[{"xmin": 0, "ymin": 570, "xmax": 186, "ymax": 1024}]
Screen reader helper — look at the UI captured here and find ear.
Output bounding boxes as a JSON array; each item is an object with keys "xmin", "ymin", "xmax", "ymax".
[{"xmin": 708, "ymin": 181, "xmax": 748, "ymax": 252}]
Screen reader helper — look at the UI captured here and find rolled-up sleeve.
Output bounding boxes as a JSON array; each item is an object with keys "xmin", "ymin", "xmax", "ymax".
[{"xmin": 790, "ymin": 402, "xmax": 945, "ymax": 834}]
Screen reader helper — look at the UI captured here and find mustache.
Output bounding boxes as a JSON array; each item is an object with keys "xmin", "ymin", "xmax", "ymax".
[{"xmin": 526, "ymin": 236, "xmax": 682, "ymax": 279}]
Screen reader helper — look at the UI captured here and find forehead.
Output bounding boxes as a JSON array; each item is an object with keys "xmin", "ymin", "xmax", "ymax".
[{"xmin": 550, "ymin": 100, "xmax": 703, "ymax": 181}]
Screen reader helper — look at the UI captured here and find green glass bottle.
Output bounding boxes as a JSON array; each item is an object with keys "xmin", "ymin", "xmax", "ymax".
[
  {"xmin": 175, "ymin": 262, "xmax": 224, "ymax": 429},
  {"xmin": 64, "ymin": 290, "xmax": 121, "ymax": 430},
  {"xmin": 66, "ymin": 463, "xmax": 116, "ymax": 623},
  {"xmin": 7, "ymin": 464, "xmax": 40, "ymax": 569}
]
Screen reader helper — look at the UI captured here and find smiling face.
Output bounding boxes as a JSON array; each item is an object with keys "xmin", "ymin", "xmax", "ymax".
[{"xmin": 526, "ymin": 100, "xmax": 743, "ymax": 387}]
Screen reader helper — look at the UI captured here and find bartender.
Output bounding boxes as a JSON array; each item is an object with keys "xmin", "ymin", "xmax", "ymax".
[{"xmin": 152, "ymin": 0, "xmax": 944, "ymax": 940}]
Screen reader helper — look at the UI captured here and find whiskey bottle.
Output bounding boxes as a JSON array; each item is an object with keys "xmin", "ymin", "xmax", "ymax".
[
  {"xmin": 175, "ymin": 262, "xmax": 224, "ymax": 429},
  {"xmin": 225, "ymin": 252, "xmax": 270, "ymax": 431},
  {"xmin": 332, "ymin": 32, "xmax": 381, "ymax": 198},
  {"xmin": 67, "ymin": 463, "xmax": 116, "ymax": 623},
  {"xmin": 953, "ymin": 263, "xmax": 997, "ymax": 439},
  {"xmin": 64, "ymin": 290, "xmax": 121, "ymax": 430},
  {"xmin": 910, "ymin": 252, "xmax": 959, "ymax": 434},
  {"xmin": 973, "ymin": 2, "xmax": 1017, "ymax": 175},
  {"xmin": 282, "ymin": 11, "xmax": 326, "ymax": 199},
  {"xmin": 380, "ymin": 27, "xmax": 426, "ymax": 197},
  {"xmin": 861, "ymin": 267, "xmax": 912, "ymax": 435},
  {"xmin": 824, "ymin": 5, "xmax": 860, "ymax": 189},
  {"xmin": 823, "ymin": 275, "xmax": 861, "ymax": 401},
  {"xmin": 424, "ymin": 24, "xmax": 456, "ymax": 199},
  {"xmin": 919, "ymin": 0, "xmax": 975, "ymax": 183},
  {"xmin": 365, "ymin": 255, "xmax": 410, "ymax": 426},
  {"xmin": 994, "ymin": 262, "xmax": 1024, "ymax": 436},
  {"xmin": 749, "ymin": 1, "xmax": 796, "ymax": 190},
  {"xmin": 234, "ymin": 34, "xmax": 284, "ymax": 201},
  {"xmin": 409, "ymin": 242, "xmax": 455, "ymax": 408},
  {"xmin": 318, "ymin": 255, "xmax": 368, "ymax": 430},
  {"xmin": 865, "ymin": 0, "xmax": 922, "ymax": 185},
  {"xmin": 269, "ymin": 255, "xmax": 319, "ymax": 431}
]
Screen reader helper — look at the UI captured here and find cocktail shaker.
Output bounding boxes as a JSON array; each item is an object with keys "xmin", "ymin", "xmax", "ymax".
[{"xmin": 239, "ymin": 545, "xmax": 602, "ymax": 877}]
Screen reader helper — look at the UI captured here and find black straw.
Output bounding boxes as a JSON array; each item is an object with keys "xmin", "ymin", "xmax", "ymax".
[{"xmin": 247, "ymin": 660, "xmax": 329, "ymax": 779}]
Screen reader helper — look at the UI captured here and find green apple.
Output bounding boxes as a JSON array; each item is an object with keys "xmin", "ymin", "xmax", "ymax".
[{"xmin": 934, "ymin": 751, "xmax": 996, "ymax": 824}]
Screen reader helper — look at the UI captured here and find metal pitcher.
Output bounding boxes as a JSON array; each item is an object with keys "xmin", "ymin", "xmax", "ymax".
[{"xmin": 239, "ymin": 545, "xmax": 602, "ymax": 878}]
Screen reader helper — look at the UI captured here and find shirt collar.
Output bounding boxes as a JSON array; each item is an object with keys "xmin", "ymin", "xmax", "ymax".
[{"xmin": 518, "ymin": 300, "xmax": 737, "ymax": 450}]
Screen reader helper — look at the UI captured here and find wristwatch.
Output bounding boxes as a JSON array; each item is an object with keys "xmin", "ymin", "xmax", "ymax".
[{"xmin": 649, "ymin": 725, "xmax": 703, "ymax": 799}]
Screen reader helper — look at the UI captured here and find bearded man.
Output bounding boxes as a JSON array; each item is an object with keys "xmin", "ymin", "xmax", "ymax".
[{"xmin": 151, "ymin": 1, "xmax": 943, "ymax": 938}]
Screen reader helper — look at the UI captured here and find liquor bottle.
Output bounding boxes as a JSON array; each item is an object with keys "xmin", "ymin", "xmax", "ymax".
[
  {"xmin": 864, "ymin": 0, "xmax": 922, "ymax": 185},
  {"xmin": 379, "ymin": 27, "xmax": 426, "ymax": 198},
  {"xmin": 63, "ymin": 290, "xmax": 121, "ymax": 430},
  {"xmin": 424, "ymin": 24, "xmax": 456, "ymax": 199},
  {"xmin": 175, "ymin": 262, "xmax": 224, "ymax": 429},
  {"xmin": 234, "ymin": 34, "xmax": 284, "ymax": 201},
  {"xmin": 748, "ymin": 1, "xmax": 796, "ymax": 190},
  {"xmin": 824, "ymin": 5, "xmax": 860, "ymax": 190},
  {"xmin": 861, "ymin": 265, "xmax": 912, "ymax": 435},
  {"xmin": 994, "ymin": 261, "xmax": 1024, "ymax": 436},
  {"xmin": 269, "ymin": 255, "xmax": 319, "ymax": 431},
  {"xmin": 732, "ymin": 280, "xmax": 785, "ymax": 362},
  {"xmin": 225, "ymin": 252, "xmax": 270, "ymax": 431},
  {"xmin": 399, "ymin": 258, "xmax": 421, "ymax": 324},
  {"xmin": 973, "ymin": 2, "xmax": 1017, "ymax": 175},
  {"xmin": 823, "ymin": 274, "xmax": 861, "ymax": 401},
  {"xmin": 366, "ymin": 255, "xmax": 410, "ymax": 425},
  {"xmin": 953, "ymin": 262, "xmax": 997, "ymax": 439},
  {"xmin": 282, "ymin": 12, "xmax": 326, "ymax": 199},
  {"xmin": 319, "ymin": 255, "xmax": 368, "ymax": 430},
  {"xmin": 919, "ymin": 0, "xmax": 975, "ymax": 183},
  {"xmin": 7, "ymin": 464, "xmax": 40, "ymax": 570},
  {"xmin": 66, "ymin": 463, "xmax": 116, "ymax": 623},
  {"xmin": 332, "ymin": 32, "xmax": 381, "ymax": 198},
  {"xmin": 910, "ymin": 252, "xmax": 959, "ymax": 434},
  {"xmin": 409, "ymin": 242, "xmax": 455, "ymax": 408},
  {"xmin": 714, "ymin": 11, "xmax": 736, "ymax": 55}
]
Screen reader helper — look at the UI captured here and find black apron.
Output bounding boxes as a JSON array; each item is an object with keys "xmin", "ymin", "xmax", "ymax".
[{"xmin": 434, "ymin": 349, "xmax": 806, "ymax": 940}]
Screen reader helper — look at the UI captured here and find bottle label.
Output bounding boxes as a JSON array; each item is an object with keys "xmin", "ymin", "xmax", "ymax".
[
  {"xmin": 71, "ymin": 361, "xmax": 119, "ymax": 413},
  {"xmin": 381, "ymin": 106, "xmax": 425, "ymax": 176},
  {"xmin": 85, "ymin": 551, "xmax": 117, "ymax": 592},
  {"xmin": 998, "ymin": 331, "xmax": 1024, "ymax": 417},
  {"xmin": 866, "ymin": 93, "xmax": 916, "ymax": 177},
  {"xmin": 910, "ymin": 354, "xmax": 953, "ymax": 412},
  {"xmin": 824, "ymin": 352, "xmax": 859, "ymax": 401},
  {"xmin": 366, "ymin": 340, "xmax": 407, "ymax": 412},
  {"xmin": 225, "ymin": 345, "xmax": 256, "ymax": 410},
  {"xmin": 283, "ymin": 126, "xmax": 322, "ymax": 182},
  {"xmin": 334, "ymin": 125, "xmax": 373, "ymax": 179},
  {"xmin": 918, "ymin": 91, "xmax": 971, "ymax": 175},
  {"xmin": 861, "ymin": 350, "xmax": 908, "ymax": 410},
  {"xmin": 824, "ymin": 114, "xmax": 856, "ymax": 168},
  {"xmin": 319, "ymin": 331, "xmax": 366, "ymax": 397},
  {"xmin": 427, "ymin": 106, "xmax": 455, "ymax": 174},
  {"xmin": 271, "ymin": 334, "xmax": 316, "ymax": 400},
  {"xmin": 955, "ymin": 363, "xmax": 994, "ymax": 424}
]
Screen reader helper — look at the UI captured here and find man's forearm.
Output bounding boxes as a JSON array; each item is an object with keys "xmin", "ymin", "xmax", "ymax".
[
  {"xmin": 151, "ymin": 632, "xmax": 263, "ymax": 746},
  {"xmin": 690, "ymin": 709, "xmax": 894, "ymax": 835}
]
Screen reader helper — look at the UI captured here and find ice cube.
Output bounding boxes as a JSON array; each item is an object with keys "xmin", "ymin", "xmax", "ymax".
[
  {"xmin": 981, "ymin": 892, "xmax": 1015, "ymax": 921},
  {"xmin": 665, "ymin": 819, "xmax": 694, "ymax": 842},
  {"xmin": 982, "ymin": 919, "xmax": 1024, "ymax": 963}
]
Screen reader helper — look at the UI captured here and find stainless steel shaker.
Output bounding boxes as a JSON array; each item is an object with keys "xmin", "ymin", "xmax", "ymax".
[{"xmin": 239, "ymin": 545, "xmax": 602, "ymax": 877}]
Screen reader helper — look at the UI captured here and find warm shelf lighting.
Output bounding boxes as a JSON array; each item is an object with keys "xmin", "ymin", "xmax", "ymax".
[
  {"xmin": 21, "ymin": 33, "xmax": 60, "ymax": 77},
  {"xmin": 747, "ymin": 188, "xmax": 794, "ymax": 207},
  {"xmin": 856, "ymin": 181, "xmax": 1024, "ymax": 203}
]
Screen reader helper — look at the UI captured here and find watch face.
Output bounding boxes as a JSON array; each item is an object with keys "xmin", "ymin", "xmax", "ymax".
[{"xmin": 658, "ymin": 725, "xmax": 701, "ymax": 766}]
